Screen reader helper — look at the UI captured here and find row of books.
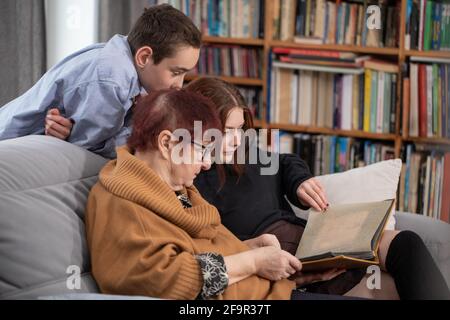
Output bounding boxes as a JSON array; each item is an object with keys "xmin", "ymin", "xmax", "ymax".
[
  {"xmin": 238, "ymin": 86, "xmax": 263, "ymax": 119},
  {"xmin": 405, "ymin": 62, "xmax": 450, "ymax": 138},
  {"xmin": 273, "ymin": 0, "xmax": 400, "ymax": 48},
  {"xmin": 191, "ymin": 45, "xmax": 262, "ymax": 78},
  {"xmin": 405, "ymin": 0, "xmax": 450, "ymax": 51},
  {"xmin": 274, "ymin": 132, "xmax": 395, "ymax": 175},
  {"xmin": 150, "ymin": 0, "xmax": 265, "ymax": 38},
  {"xmin": 399, "ymin": 144, "xmax": 450, "ymax": 222},
  {"xmin": 268, "ymin": 52, "xmax": 398, "ymax": 134}
]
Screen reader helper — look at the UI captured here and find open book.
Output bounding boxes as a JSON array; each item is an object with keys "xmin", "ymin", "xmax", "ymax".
[{"xmin": 295, "ymin": 199, "xmax": 395, "ymax": 272}]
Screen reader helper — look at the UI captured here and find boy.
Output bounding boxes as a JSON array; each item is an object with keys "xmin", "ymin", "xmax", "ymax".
[{"xmin": 0, "ymin": 4, "xmax": 201, "ymax": 158}]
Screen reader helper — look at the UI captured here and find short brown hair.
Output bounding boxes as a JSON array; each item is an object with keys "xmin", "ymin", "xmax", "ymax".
[
  {"xmin": 127, "ymin": 4, "xmax": 202, "ymax": 65},
  {"xmin": 127, "ymin": 89, "xmax": 221, "ymax": 153}
]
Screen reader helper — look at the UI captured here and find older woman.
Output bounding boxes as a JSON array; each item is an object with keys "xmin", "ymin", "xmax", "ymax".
[{"xmin": 85, "ymin": 88, "xmax": 316, "ymax": 300}]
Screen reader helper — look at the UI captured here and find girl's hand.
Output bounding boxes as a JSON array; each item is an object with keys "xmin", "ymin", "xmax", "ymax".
[{"xmin": 297, "ymin": 178, "xmax": 329, "ymax": 212}]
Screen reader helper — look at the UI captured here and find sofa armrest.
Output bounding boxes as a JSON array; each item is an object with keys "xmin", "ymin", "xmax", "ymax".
[{"xmin": 394, "ymin": 211, "xmax": 450, "ymax": 288}]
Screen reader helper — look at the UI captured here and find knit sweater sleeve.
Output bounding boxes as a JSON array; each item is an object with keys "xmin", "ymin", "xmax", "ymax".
[{"xmin": 86, "ymin": 191, "xmax": 203, "ymax": 300}]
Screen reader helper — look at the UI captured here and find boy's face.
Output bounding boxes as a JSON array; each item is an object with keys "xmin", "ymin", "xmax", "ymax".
[{"xmin": 136, "ymin": 46, "xmax": 200, "ymax": 92}]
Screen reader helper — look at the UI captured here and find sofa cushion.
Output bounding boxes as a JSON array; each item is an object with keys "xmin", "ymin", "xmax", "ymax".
[
  {"xmin": 395, "ymin": 211, "xmax": 450, "ymax": 288},
  {"xmin": 292, "ymin": 159, "xmax": 402, "ymax": 230},
  {"xmin": 0, "ymin": 135, "xmax": 108, "ymax": 299}
]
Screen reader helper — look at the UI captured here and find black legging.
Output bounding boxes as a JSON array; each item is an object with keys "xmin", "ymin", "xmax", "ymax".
[{"xmin": 386, "ymin": 230, "xmax": 450, "ymax": 300}]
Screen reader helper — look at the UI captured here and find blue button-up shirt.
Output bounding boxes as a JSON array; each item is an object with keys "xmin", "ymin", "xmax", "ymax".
[{"xmin": 0, "ymin": 35, "xmax": 144, "ymax": 158}]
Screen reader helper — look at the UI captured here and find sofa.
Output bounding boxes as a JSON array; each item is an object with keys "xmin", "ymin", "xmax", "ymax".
[{"xmin": 0, "ymin": 135, "xmax": 449, "ymax": 299}]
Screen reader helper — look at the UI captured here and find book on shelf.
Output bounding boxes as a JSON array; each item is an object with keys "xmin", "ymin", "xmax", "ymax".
[
  {"xmin": 363, "ymin": 59, "xmax": 400, "ymax": 73},
  {"xmin": 405, "ymin": 0, "xmax": 450, "ymax": 51},
  {"xmin": 238, "ymin": 87, "xmax": 263, "ymax": 120},
  {"xmin": 272, "ymin": 0, "xmax": 400, "ymax": 47},
  {"xmin": 295, "ymin": 199, "xmax": 395, "ymax": 272},
  {"xmin": 399, "ymin": 143, "xmax": 450, "ymax": 222},
  {"xmin": 151, "ymin": 0, "xmax": 266, "ymax": 39},
  {"xmin": 293, "ymin": 36, "xmax": 323, "ymax": 44},
  {"xmin": 193, "ymin": 45, "xmax": 262, "ymax": 78},
  {"xmin": 268, "ymin": 54, "xmax": 397, "ymax": 134},
  {"xmin": 407, "ymin": 62, "xmax": 449, "ymax": 139},
  {"xmin": 274, "ymin": 132, "xmax": 395, "ymax": 175},
  {"xmin": 279, "ymin": 55, "xmax": 370, "ymax": 68}
]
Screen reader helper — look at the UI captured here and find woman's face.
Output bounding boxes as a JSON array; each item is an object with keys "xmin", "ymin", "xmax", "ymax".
[
  {"xmin": 169, "ymin": 140, "xmax": 213, "ymax": 189},
  {"xmin": 222, "ymin": 107, "xmax": 245, "ymax": 163}
]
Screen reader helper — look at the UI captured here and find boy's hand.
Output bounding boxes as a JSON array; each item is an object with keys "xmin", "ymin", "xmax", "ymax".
[
  {"xmin": 297, "ymin": 177, "xmax": 329, "ymax": 212},
  {"xmin": 45, "ymin": 108, "xmax": 73, "ymax": 140}
]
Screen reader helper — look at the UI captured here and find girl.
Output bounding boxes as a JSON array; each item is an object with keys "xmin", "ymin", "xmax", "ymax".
[{"xmin": 186, "ymin": 77, "xmax": 449, "ymax": 300}]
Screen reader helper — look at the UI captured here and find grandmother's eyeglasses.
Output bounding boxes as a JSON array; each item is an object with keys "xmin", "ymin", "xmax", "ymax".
[{"xmin": 191, "ymin": 141, "xmax": 215, "ymax": 160}]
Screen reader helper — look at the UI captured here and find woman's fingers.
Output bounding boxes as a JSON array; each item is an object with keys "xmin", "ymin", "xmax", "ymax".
[{"xmin": 286, "ymin": 266, "xmax": 297, "ymax": 275}]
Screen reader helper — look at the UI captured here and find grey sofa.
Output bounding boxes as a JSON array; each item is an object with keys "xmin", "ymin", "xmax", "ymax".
[{"xmin": 0, "ymin": 135, "xmax": 449, "ymax": 299}]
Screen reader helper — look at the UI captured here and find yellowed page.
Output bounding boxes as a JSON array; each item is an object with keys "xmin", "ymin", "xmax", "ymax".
[{"xmin": 295, "ymin": 200, "xmax": 394, "ymax": 260}]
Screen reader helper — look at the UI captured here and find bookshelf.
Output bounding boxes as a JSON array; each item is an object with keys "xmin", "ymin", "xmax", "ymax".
[
  {"xmin": 185, "ymin": 74, "xmax": 264, "ymax": 86},
  {"xmin": 186, "ymin": 0, "xmax": 449, "ymax": 157}
]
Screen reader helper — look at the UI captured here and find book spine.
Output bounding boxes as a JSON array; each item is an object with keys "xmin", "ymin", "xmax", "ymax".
[
  {"xmin": 370, "ymin": 70, "xmax": 378, "ymax": 133},
  {"xmin": 423, "ymin": 1, "xmax": 433, "ymax": 50},
  {"xmin": 390, "ymin": 74, "xmax": 397, "ymax": 134},
  {"xmin": 364, "ymin": 69, "xmax": 372, "ymax": 132}
]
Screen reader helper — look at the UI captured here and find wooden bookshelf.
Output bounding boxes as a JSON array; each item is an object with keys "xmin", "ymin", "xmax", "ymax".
[
  {"xmin": 268, "ymin": 123, "xmax": 397, "ymax": 141},
  {"xmin": 194, "ymin": 0, "xmax": 449, "ymax": 155},
  {"xmin": 185, "ymin": 74, "xmax": 263, "ymax": 86},
  {"xmin": 404, "ymin": 50, "xmax": 450, "ymax": 58},
  {"xmin": 403, "ymin": 136, "xmax": 450, "ymax": 146},
  {"xmin": 269, "ymin": 40, "xmax": 400, "ymax": 56},
  {"xmin": 202, "ymin": 36, "xmax": 264, "ymax": 46},
  {"xmin": 185, "ymin": 0, "xmax": 449, "ymax": 222}
]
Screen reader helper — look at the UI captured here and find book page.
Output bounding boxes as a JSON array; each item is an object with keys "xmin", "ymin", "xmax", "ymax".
[{"xmin": 295, "ymin": 200, "xmax": 393, "ymax": 260}]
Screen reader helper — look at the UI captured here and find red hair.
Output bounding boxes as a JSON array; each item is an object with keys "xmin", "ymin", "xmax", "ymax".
[
  {"xmin": 185, "ymin": 77, "xmax": 254, "ymax": 186},
  {"xmin": 127, "ymin": 89, "xmax": 221, "ymax": 152}
]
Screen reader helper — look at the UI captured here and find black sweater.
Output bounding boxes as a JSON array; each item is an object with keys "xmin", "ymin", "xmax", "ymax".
[{"xmin": 195, "ymin": 153, "xmax": 313, "ymax": 240}]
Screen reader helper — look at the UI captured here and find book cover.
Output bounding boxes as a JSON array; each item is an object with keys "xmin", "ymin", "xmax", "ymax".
[{"xmin": 295, "ymin": 199, "xmax": 395, "ymax": 272}]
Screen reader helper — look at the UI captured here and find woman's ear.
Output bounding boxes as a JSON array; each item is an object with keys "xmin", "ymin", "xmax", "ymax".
[
  {"xmin": 134, "ymin": 46, "xmax": 153, "ymax": 69},
  {"xmin": 158, "ymin": 130, "xmax": 173, "ymax": 160}
]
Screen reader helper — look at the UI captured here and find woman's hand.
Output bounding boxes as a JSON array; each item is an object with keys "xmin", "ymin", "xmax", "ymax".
[
  {"xmin": 297, "ymin": 177, "xmax": 329, "ymax": 212},
  {"xmin": 243, "ymin": 234, "xmax": 281, "ymax": 249},
  {"xmin": 45, "ymin": 108, "xmax": 73, "ymax": 140},
  {"xmin": 292, "ymin": 268, "xmax": 346, "ymax": 287},
  {"xmin": 252, "ymin": 246, "xmax": 302, "ymax": 281}
]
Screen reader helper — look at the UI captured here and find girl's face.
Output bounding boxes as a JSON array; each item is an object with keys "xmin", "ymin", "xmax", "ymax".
[{"xmin": 222, "ymin": 107, "xmax": 245, "ymax": 163}]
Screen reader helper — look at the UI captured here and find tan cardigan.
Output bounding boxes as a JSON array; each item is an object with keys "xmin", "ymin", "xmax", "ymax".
[{"xmin": 85, "ymin": 146, "xmax": 295, "ymax": 300}]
